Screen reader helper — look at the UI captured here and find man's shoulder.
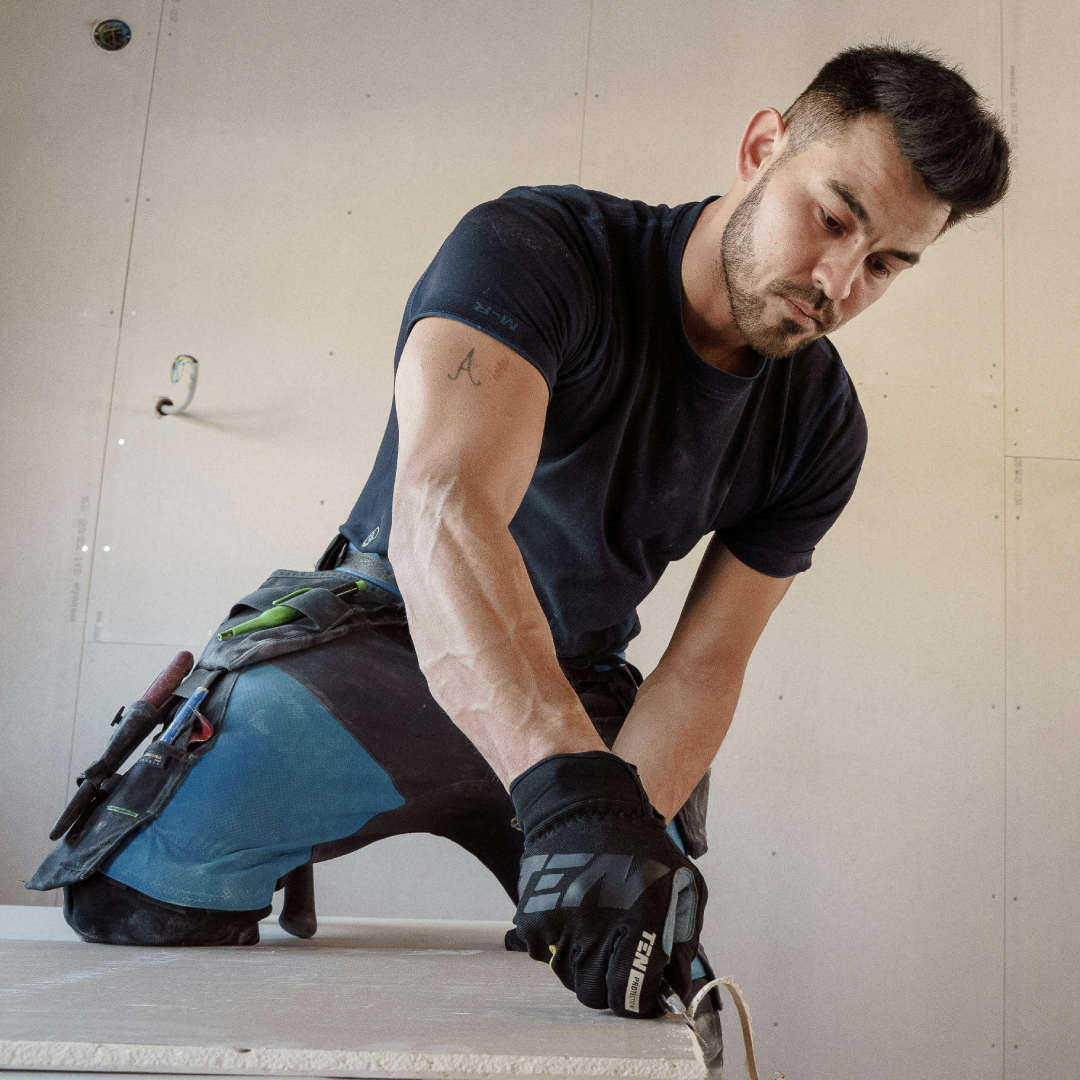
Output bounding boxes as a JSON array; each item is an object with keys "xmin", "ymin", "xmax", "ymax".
[
  {"xmin": 482, "ymin": 184, "xmax": 697, "ymax": 236},
  {"xmin": 447, "ymin": 185, "xmax": 681, "ymax": 301},
  {"xmin": 478, "ymin": 183, "xmax": 603, "ymax": 224},
  {"xmin": 493, "ymin": 184, "xmax": 632, "ymax": 215},
  {"xmin": 445, "ymin": 185, "xmax": 610, "ymax": 271}
]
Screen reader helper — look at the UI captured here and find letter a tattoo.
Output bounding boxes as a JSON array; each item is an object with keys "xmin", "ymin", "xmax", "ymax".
[{"xmin": 448, "ymin": 348, "xmax": 481, "ymax": 386}]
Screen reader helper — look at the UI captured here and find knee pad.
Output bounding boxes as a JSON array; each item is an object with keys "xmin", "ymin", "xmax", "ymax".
[{"xmin": 64, "ymin": 873, "xmax": 269, "ymax": 946}]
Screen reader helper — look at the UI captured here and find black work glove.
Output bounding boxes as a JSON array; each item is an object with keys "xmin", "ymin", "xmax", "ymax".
[{"xmin": 510, "ymin": 751, "xmax": 706, "ymax": 1018}]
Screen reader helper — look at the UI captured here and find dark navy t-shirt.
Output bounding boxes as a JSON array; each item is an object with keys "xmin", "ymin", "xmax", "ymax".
[{"xmin": 343, "ymin": 185, "xmax": 867, "ymax": 660}]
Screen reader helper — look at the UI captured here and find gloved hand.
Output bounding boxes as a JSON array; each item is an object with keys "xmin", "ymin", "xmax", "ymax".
[{"xmin": 510, "ymin": 751, "xmax": 706, "ymax": 1017}]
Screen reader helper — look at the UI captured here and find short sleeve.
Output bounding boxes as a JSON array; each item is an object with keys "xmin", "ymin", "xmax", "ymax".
[
  {"xmin": 719, "ymin": 372, "xmax": 868, "ymax": 578},
  {"xmin": 404, "ymin": 187, "xmax": 601, "ymax": 392}
]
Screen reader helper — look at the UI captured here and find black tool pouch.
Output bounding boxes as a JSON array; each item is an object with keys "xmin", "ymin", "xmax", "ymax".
[
  {"xmin": 27, "ymin": 669, "xmax": 233, "ymax": 892},
  {"xmin": 198, "ymin": 566, "xmax": 404, "ymax": 671}
]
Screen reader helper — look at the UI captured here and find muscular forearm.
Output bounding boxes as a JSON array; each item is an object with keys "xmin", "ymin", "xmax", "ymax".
[
  {"xmin": 612, "ymin": 658, "xmax": 745, "ymax": 822},
  {"xmin": 615, "ymin": 542, "xmax": 792, "ymax": 821},
  {"xmin": 390, "ymin": 484, "xmax": 606, "ymax": 786}
]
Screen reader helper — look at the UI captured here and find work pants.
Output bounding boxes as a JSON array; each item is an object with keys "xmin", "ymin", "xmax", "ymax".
[{"xmin": 63, "ymin": 583, "xmax": 696, "ymax": 946}]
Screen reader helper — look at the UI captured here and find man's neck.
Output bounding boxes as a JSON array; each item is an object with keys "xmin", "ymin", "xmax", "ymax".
[{"xmin": 681, "ymin": 196, "xmax": 759, "ymax": 377}]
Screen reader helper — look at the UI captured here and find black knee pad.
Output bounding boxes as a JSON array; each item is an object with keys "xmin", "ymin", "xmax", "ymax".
[{"xmin": 64, "ymin": 873, "xmax": 270, "ymax": 946}]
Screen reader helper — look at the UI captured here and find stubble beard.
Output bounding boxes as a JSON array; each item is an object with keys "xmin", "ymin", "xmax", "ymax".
[{"xmin": 720, "ymin": 168, "xmax": 836, "ymax": 361}]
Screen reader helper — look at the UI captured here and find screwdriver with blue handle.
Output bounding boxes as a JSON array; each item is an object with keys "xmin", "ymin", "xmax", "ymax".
[{"xmin": 216, "ymin": 580, "xmax": 367, "ymax": 641}]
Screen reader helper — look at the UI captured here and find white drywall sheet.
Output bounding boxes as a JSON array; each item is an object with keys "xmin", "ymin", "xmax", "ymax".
[
  {"xmin": 1003, "ymin": 0, "xmax": 1080, "ymax": 459},
  {"xmin": 1004, "ymin": 458, "xmax": 1080, "ymax": 1076},
  {"xmin": 0, "ymin": 907, "xmax": 704, "ymax": 1080},
  {"xmin": 0, "ymin": 0, "xmax": 160, "ymax": 901},
  {"xmin": 702, "ymin": 384, "xmax": 1006, "ymax": 1079},
  {"xmin": 86, "ymin": 0, "xmax": 591, "ymax": 647}
]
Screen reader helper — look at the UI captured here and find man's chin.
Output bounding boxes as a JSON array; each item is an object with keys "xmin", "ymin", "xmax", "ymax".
[{"xmin": 747, "ymin": 318, "xmax": 818, "ymax": 361}]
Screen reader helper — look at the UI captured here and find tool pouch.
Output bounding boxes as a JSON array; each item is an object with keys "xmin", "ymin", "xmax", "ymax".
[
  {"xmin": 196, "ymin": 566, "xmax": 406, "ymax": 671},
  {"xmin": 27, "ymin": 668, "xmax": 233, "ymax": 892},
  {"xmin": 28, "ymin": 566, "xmax": 407, "ymax": 893}
]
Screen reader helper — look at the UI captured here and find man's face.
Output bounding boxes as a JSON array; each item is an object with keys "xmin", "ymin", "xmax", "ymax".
[{"xmin": 721, "ymin": 114, "xmax": 951, "ymax": 360}]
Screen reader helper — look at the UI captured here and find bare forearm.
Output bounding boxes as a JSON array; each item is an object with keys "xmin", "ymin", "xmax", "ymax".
[
  {"xmin": 612, "ymin": 662, "xmax": 744, "ymax": 822},
  {"xmin": 390, "ymin": 486, "xmax": 605, "ymax": 786},
  {"xmin": 615, "ymin": 542, "xmax": 792, "ymax": 820}
]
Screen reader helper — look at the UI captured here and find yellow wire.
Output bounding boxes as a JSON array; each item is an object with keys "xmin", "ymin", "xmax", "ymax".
[{"xmin": 170, "ymin": 355, "xmax": 197, "ymax": 384}]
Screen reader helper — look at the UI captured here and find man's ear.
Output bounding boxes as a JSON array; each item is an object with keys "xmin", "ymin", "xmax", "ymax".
[{"xmin": 735, "ymin": 108, "xmax": 787, "ymax": 184}]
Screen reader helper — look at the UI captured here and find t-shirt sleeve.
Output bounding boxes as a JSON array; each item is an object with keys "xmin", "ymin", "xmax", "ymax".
[
  {"xmin": 402, "ymin": 188, "xmax": 600, "ymax": 393},
  {"xmin": 718, "ymin": 370, "xmax": 868, "ymax": 578}
]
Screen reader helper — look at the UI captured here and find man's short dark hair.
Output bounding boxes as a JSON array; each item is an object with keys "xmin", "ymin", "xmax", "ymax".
[{"xmin": 784, "ymin": 45, "xmax": 1010, "ymax": 228}]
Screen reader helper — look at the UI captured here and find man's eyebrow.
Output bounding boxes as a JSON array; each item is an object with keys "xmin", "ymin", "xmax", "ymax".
[
  {"xmin": 827, "ymin": 179, "xmax": 869, "ymax": 224},
  {"xmin": 886, "ymin": 248, "xmax": 920, "ymax": 266},
  {"xmin": 826, "ymin": 179, "xmax": 921, "ymax": 266}
]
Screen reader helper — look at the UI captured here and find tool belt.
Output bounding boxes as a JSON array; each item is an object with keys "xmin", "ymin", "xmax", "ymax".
[
  {"xmin": 29, "ymin": 556, "xmax": 710, "ymax": 888},
  {"xmin": 28, "ymin": 567, "xmax": 405, "ymax": 893}
]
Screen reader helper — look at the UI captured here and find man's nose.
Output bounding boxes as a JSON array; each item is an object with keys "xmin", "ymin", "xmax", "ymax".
[{"xmin": 811, "ymin": 250, "xmax": 860, "ymax": 302}]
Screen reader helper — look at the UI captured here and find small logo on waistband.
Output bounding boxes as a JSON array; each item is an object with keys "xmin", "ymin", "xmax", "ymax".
[{"xmin": 362, "ymin": 527, "xmax": 380, "ymax": 547}]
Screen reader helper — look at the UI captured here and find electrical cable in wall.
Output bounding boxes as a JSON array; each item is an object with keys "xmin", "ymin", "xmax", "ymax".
[{"xmin": 156, "ymin": 355, "xmax": 198, "ymax": 415}]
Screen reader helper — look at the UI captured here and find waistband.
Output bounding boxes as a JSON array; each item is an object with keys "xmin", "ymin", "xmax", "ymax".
[
  {"xmin": 337, "ymin": 546, "xmax": 401, "ymax": 598},
  {"xmin": 318, "ymin": 537, "xmax": 627, "ymax": 673}
]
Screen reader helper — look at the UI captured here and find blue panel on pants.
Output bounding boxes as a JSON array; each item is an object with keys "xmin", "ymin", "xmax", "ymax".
[{"xmin": 102, "ymin": 663, "xmax": 405, "ymax": 910}]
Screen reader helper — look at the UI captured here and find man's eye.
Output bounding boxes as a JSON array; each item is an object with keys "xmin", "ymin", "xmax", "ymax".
[
  {"xmin": 822, "ymin": 211, "xmax": 842, "ymax": 232},
  {"xmin": 869, "ymin": 259, "xmax": 892, "ymax": 279}
]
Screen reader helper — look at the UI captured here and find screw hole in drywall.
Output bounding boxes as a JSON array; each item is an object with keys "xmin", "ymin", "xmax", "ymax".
[{"xmin": 93, "ymin": 20, "xmax": 131, "ymax": 51}]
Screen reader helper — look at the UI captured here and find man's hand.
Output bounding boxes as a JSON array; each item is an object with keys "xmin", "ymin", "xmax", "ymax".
[{"xmin": 510, "ymin": 752, "xmax": 706, "ymax": 1017}]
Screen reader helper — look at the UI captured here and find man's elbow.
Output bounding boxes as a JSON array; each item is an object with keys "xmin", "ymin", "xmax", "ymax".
[{"xmin": 651, "ymin": 647, "xmax": 751, "ymax": 700}]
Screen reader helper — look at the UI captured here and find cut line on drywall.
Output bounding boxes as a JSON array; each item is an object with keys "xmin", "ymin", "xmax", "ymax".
[
  {"xmin": 62, "ymin": 0, "xmax": 171, "ymax": 820},
  {"xmin": 577, "ymin": 0, "xmax": 594, "ymax": 183}
]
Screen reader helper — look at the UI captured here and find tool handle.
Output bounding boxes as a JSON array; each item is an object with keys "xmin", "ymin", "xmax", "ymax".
[
  {"xmin": 48, "ymin": 700, "xmax": 163, "ymax": 842},
  {"xmin": 48, "ymin": 782, "xmax": 99, "ymax": 842},
  {"xmin": 217, "ymin": 581, "xmax": 365, "ymax": 641},
  {"xmin": 160, "ymin": 686, "xmax": 210, "ymax": 745},
  {"xmin": 48, "ymin": 652, "xmax": 194, "ymax": 842},
  {"xmin": 94, "ymin": 650, "xmax": 194, "ymax": 776},
  {"xmin": 98, "ymin": 701, "xmax": 159, "ymax": 774},
  {"xmin": 218, "ymin": 604, "xmax": 299, "ymax": 640},
  {"xmin": 141, "ymin": 651, "xmax": 194, "ymax": 708},
  {"xmin": 273, "ymin": 581, "xmax": 365, "ymax": 606}
]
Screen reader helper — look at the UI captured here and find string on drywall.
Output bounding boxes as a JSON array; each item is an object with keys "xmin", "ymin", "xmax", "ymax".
[{"xmin": 688, "ymin": 977, "xmax": 784, "ymax": 1080}]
